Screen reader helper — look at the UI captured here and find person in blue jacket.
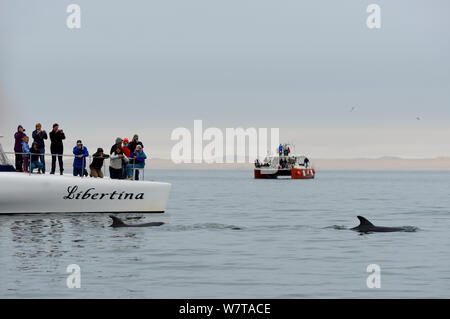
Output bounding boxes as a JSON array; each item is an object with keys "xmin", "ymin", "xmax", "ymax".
[
  {"xmin": 278, "ymin": 143, "xmax": 283, "ymax": 156},
  {"xmin": 21, "ymin": 136, "xmax": 31, "ymax": 173},
  {"xmin": 73, "ymin": 140, "xmax": 89, "ymax": 177}
]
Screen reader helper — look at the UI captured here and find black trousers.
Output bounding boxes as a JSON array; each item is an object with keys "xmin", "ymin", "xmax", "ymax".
[
  {"xmin": 51, "ymin": 152, "xmax": 64, "ymax": 174},
  {"xmin": 15, "ymin": 153, "xmax": 23, "ymax": 172},
  {"xmin": 109, "ymin": 167, "xmax": 123, "ymax": 179}
]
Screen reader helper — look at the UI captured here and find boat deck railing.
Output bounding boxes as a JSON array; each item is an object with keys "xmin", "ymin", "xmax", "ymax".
[{"xmin": 3, "ymin": 151, "xmax": 146, "ymax": 180}]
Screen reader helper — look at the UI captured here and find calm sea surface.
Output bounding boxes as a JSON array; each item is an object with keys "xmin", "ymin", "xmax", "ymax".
[{"xmin": 1, "ymin": 170, "xmax": 449, "ymax": 298}]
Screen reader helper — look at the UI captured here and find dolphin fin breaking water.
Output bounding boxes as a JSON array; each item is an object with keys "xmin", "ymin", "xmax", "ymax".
[
  {"xmin": 351, "ymin": 216, "xmax": 407, "ymax": 233},
  {"xmin": 109, "ymin": 215, "xmax": 164, "ymax": 228}
]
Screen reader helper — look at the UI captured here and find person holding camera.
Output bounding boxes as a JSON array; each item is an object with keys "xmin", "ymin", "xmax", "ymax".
[
  {"xmin": 128, "ymin": 134, "xmax": 144, "ymax": 154},
  {"xmin": 32, "ymin": 123, "xmax": 48, "ymax": 174},
  {"xmin": 89, "ymin": 148, "xmax": 109, "ymax": 178},
  {"xmin": 109, "ymin": 146, "xmax": 128, "ymax": 179},
  {"xmin": 49, "ymin": 123, "xmax": 66, "ymax": 175}
]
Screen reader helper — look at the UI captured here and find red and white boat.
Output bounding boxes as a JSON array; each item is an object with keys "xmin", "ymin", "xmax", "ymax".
[{"xmin": 254, "ymin": 148, "xmax": 315, "ymax": 179}]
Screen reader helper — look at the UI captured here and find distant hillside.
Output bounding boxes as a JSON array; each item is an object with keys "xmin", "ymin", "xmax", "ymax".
[
  {"xmin": 313, "ymin": 157, "xmax": 450, "ymax": 170},
  {"xmin": 148, "ymin": 157, "xmax": 450, "ymax": 170}
]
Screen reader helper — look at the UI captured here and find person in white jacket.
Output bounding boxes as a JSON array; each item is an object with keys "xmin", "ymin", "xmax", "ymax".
[{"xmin": 109, "ymin": 146, "xmax": 128, "ymax": 179}]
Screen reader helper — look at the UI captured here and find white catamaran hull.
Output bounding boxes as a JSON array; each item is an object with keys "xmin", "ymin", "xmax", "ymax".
[{"xmin": 0, "ymin": 172, "xmax": 171, "ymax": 214}]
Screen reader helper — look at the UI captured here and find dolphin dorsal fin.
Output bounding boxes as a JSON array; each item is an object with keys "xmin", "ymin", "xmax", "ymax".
[
  {"xmin": 357, "ymin": 216, "xmax": 374, "ymax": 226},
  {"xmin": 110, "ymin": 215, "xmax": 125, "ymax": 227}
]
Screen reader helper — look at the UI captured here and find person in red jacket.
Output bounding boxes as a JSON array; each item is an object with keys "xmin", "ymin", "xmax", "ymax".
[{"xmin": 122, "ymin": 138, "xmax": 131, "ymax": 158}]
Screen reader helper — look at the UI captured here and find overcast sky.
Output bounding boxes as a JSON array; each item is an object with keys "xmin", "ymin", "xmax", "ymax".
[{"xmin": 1, "ymin": 0, "xmax": 449, "ymax": 159}]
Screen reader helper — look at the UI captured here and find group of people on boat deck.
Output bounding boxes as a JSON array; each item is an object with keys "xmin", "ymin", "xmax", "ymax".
[
  {"xmin": 13, "ymin": 124, "xmax": 147, "ymax": 180},
  {"xmin": 278, "ymin": 143, "xmax": 291, "ymax": 156},
  {"xmin": 106, "ymin": 136, "xmax": 146, "ymax": 180},
  {"xmin": 14, "ymin": 123, "xmax": 64, "ymax": 174}
]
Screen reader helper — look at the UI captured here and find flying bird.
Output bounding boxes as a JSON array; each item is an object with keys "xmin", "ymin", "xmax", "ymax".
[{"xmin": 349, "ymin": 106, "xmax": 356, "ymax": 112}]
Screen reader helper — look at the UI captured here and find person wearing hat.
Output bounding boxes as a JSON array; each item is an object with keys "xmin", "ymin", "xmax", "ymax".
[
  {"xmin": 126, "ymin": 144, "xmax": 147, "ymax": 180},
  {"xmin": 128, "ymin": 134, "xmax": 144, "ymax": 154},
  {"xmin": 110, "ymin": 137, "xmax": 123, "ymax": 155},
  {"xmin": 128, "ymin": 134, "xmax": 144, "ymax": 179},
  {"xmin": 72, "ymin": 140, "xmax": 89, "ymax": 177},
  {"xmin": 122, "ymin": 138, "xmax": 131, "ymax": 157},
  {"xmin": 32, "ymin": 123, "xmax": 48, "ymax": 173},
  {"xmin": 89, "ymin": 148, "xmax": 109, "ymax": 178},
  {"xmin": 49, "ymin": 123, "xmax": 66, "ymax": 175},
  {"xmin": 13, "ymin": 125, "xmax": 26, "ymax": 172}
]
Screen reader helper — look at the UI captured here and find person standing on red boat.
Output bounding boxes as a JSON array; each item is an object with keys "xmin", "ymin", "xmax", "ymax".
[{"xmin": 304, "ymin": 157, "xmax": 310, "ymax": 168}]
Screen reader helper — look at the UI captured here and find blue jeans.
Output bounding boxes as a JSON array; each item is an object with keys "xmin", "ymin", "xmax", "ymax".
[
  {"xmin": 38, "ymin": 147, "xmax": 46, "ymax": 173},
  {"xmin": 126, "ymin": 163, "xmax": 144, "ymax": 179},
  {"xmin": 30, "ymin": 161, "xmax": 44, "ymax": 173},
  {"xmin": 73, "ymin": 167, "xmax": 85, "ymax": 177}
]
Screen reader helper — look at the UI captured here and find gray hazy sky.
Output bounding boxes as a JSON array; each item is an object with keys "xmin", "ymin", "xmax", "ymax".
[{"xmin": 1, "ymin": 0, "xmax": 449, "ymax": 159}]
